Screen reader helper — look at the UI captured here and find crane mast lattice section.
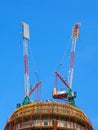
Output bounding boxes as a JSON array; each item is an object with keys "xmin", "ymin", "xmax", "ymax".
[
  {"xmin": 68, "ymin": 23, "xmax": 80, "ymax": 89},
  {"xmin": 21, "ymin": 22, "xmax": 30, "ymax": 97},
  {"xmin": 68, "ymin": 39, "xmax": 76, "ymax": 88},
  {"xmin": 23, "ymin": 38, "xmax": 30, "ymax": 97}
]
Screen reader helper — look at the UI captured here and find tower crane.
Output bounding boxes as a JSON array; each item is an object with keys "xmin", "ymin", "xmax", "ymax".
[
  {"xmin": 21, "ymin": 22, "xmax": 41, "ymax": 105},
  {"xmin": 52, "ymin": 23, "xmax": 80, "ymax": 106}
]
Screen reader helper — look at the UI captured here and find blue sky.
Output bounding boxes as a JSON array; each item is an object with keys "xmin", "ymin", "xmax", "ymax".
[{"xmin": 0, "ymin": 0, "xmax": 97, "ymax": 129}]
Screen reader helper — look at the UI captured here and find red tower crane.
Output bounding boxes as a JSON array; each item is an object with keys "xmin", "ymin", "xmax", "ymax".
[{"xmin": 52, "ymin": 23, "xmax": 80, "ymax": 106}]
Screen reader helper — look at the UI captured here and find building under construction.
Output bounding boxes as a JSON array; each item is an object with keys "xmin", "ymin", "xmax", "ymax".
[
  {"xmin": 4, "ymin": 101, "xmax": 93, "ymax": 130},
  {"xmin": 4, "ymin": 22, "xmax": 93, "ymax": 130}
]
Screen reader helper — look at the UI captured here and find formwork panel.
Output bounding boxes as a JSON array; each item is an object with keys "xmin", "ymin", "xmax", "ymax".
[{"xmin": 4, "ymin": 102, "xmax": 93, "ymax": 130}]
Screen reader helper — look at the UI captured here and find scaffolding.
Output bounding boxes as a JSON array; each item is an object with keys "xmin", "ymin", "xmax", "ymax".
[{"xmin": 4, "ymin": 102, "xmax": 93, "ymax": 130}]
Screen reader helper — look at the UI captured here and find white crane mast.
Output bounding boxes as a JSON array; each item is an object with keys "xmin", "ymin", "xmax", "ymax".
[
  {"xmin": 21, "ymin": 22, "xmax": 30, "ymax": 97},
  {"xmin": 68, "ymin": 23, "xmax": 80, "ymax": 88}
]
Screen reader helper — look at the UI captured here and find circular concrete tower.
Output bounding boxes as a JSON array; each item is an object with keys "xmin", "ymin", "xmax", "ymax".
[{"xmin": 4, "ymin": 101, "xmax": 93, "ymax": 130}]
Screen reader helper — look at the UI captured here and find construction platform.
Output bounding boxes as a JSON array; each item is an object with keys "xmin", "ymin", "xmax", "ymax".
[{"xmin": 4, "ymin": 101, "xmax": 93, "ymax": 130}]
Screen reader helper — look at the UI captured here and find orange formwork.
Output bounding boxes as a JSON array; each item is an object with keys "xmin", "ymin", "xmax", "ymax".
[{"xmin": 4, "ymin": 102, "xmax": 93, "ymax": 130}]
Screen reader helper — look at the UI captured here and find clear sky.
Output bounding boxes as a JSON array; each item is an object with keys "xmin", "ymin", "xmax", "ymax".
[{"xmin": 0, "ymin": 0, "xmax": 97, "ymax": 129}]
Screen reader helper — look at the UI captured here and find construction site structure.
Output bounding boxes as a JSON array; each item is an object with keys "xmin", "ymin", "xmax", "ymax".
[
  {"xmin": 4, "ymin": 22, "xmax": 93, "ymax": 130},
  {"xmin": 4, "ymin": 101, "xmax": 93, "ymax": 130}
]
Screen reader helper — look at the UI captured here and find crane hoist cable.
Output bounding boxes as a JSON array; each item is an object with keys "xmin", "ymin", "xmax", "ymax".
[
  {"xmin": 56, "ymin": 37, "xmax": 71, "ymax": 72},
  {"xmin": 29, "ymin": 43, "xmax": 42, "ymax": 101},
  {"xmin": 29, "ymin": 42, "xmax": 40, "ymax": 82}
]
